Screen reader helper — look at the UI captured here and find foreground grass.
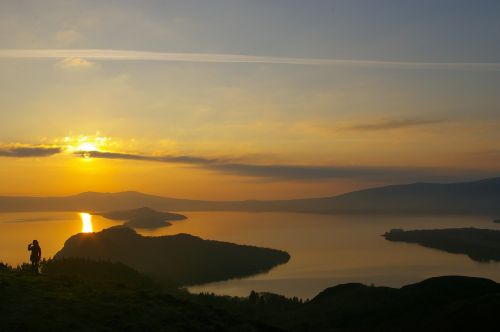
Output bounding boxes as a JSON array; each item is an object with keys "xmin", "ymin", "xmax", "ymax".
[
  {"xmin": 3, "ymin": 259, "xmax": 500, "ymax": 332},
  {"xmin": 0, "ymin": 260, "xmax": 277, "ymax": 332}
]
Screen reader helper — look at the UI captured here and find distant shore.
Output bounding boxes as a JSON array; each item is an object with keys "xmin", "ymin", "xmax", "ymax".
[{"xmin": 383, "ymin": 227, "xmax": 500, "ymax": 262}]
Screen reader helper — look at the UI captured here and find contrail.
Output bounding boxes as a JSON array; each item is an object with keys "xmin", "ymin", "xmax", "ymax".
[{"xmin": 0, "ymin": 49, "xmax": 499, "ymax": 71}]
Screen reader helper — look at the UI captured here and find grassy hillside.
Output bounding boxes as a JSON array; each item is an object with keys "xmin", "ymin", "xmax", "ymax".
[
  {"xmin": 0, "ymin": 259, "xmax": 278, "ymax": 332},
  {"xmin": 2, "ymin": 259, "xmax": 500, "ymax": 331},
  {"xmin": 274, "ymin": 276, "xmax": 500, "ymax": 331}
]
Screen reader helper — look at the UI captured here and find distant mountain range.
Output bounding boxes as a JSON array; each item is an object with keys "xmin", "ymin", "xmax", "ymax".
[{"xmin": 1, "ymin": 177, "xmax": 499, "ymax": 215}]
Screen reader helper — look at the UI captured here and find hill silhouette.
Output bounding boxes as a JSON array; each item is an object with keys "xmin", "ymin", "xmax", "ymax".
[
  {"xmin": 270, "ymin": 275, "xmax": 500, "ymax": 331},
  {"xmin": 383, "ymin": 227, "xmax": 500, "ymax": 262},
  {"xmin": 95, "ymin": 206, "xmax": 187, "ymax": 229},
  {"xmin": 54, "ymin": 226, "xmax": 290, "ymax": 286},
  {"xmin": 1, "ymin": 177, "xmax": 500, "ymax": 215}
]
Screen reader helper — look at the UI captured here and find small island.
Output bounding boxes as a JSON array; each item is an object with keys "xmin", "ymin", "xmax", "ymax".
[
  {"xmin": 383, "ymin": 227, "xmax": 500, "ymax": 262},
  {"xmin": 493, "ymin": 219, "xmax": 500, "ymax": 224},
  {"xmin": 94, "ymin": 206, "xmax": 187, "ymax": 229},
  {"xmin": 124, "ymin": 216, "xmax": 172, "ymax": 229},
  {"xmin": 55, "ymin": 226, "xmax": 291, "ymax": 285}
]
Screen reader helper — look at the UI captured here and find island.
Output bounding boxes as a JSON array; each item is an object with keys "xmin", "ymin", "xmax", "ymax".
[
  {"xmin": 54, "ymin": 226, "xmax": 290, "ymax": 285},
  {"xmin": 383, "ymin": 227, "xmax": 500, "ymax": 262},
  {"xmin": 493, "ymin": 219, "xmax": 500, "ymax": 223},
  {"xmin": 123, "ymin": 216, "xmax": 172, "ymax": 228},
  {"xmin": 94, "ymin": 206, "xmax": 187, "ymax": 229}
]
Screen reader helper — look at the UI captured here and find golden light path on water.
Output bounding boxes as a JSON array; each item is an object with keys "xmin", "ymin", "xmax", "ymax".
[{"xmin": 79, "ymin": 212, "xmax": 94, "ymax": 233}]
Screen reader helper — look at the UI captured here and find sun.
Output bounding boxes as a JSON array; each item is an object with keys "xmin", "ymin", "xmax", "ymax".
[
  {"xmin": 61, "ymin": 135, "xmax": 111, "ymax": 158},
  {"xmin": 80, "ymin": 213, "xmax": 94, "ymax": 233},
  {"xmin": 76, "ymin": 142, "xmax": 98, "ymax": 159},
  {"xmin": 77, "ymin": 142, "xmax": 98, "ymax": 152}
]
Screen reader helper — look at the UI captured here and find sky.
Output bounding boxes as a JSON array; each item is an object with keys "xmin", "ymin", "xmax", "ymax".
[{"xmin": 0, "ymin": 0, "xmax": 499, "ymax": 200}]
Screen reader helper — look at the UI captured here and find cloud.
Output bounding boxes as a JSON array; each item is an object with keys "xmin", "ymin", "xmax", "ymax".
[
  {"xmin": 204, "ymin": 163, "xmax": 469, "ymax": 181},
  {"xmin": 467, "ymin": 149, "xmax": 500, "ymax": 161},
  {"xmin": 76, "ymin": 150, "xmax": 484, "ymax": 182},
  {"xmin": 0, "ymin": 146, "xmax": 62, "ymax": 158},
  {"xmin": 56, "ymin": 57, "xmax": 94, "ymax": 69},
  {"xmin": 77, "ymin": 151, "xmax": 218, "ymax": 164},
  {"xmin": 55, "ymin": 29, "xmax": 81, "ymax": 45},
  {"xmin": 348, "ymin": 118, "xmax": 446, "ymax": 131},
  {"xmin": 296, "ymin": 118, "xmax": 447, "ymax": 137},
  {"xmin": 1, "ymin": 49, "xmax": 499, "ymax": 71}
]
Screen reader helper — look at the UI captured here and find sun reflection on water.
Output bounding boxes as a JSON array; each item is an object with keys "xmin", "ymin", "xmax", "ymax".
[{"xmin": 80, "ymin": 213, "xmax": 93, "ymax": 233}]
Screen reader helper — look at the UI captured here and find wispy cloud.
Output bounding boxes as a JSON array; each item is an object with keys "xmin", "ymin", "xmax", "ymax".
[
  {"xmin": 348, "ymin": 118, "xmax": 446, "ymax": 131},
  {"xmin": 296, "ymin": 117, "xmax": 447, "ymax": 137},
  {"xmin": 0, "ymin": 146, "xmax": 62, "ymax": 158},
  {"xmin": 55, "ymin": 29, "xmax": 81, "ymax": 45},
  {"xmin": 204, "ymin": 163, "xmax": 480, "ymax": 181},
  {"xmin": 1, "ymin": 49, "xmax": 499, "ymax": 71},
  {"xmin": 78, "ymin": 151, "xmax": 218, "ymax": 164},
  {"xmin": 1, "ymin": 143, "xmax": 489, "ymax": 181},
  {"xmin": 77, "ymin": 150, "xmax": 485, "ymax": 182},
  {"xmin": 56, "ymin": 57, "xmax": 94, "ymax": 70},
  {"xmin": 467, "ymin": 149, "xmax": 500, "ymax": 161}
]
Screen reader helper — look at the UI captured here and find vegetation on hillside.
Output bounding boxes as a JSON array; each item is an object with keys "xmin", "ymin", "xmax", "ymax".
[
  {"xmin": 0, "ymin": 259, "xmax": 278, "ymax": 332},
  {"xmin": 3, "ymin": 258, "xmax": 500, "ymax": 331},
  {"xmin": 384, "ymin": 227, "xmax": 500, "ymax": 262},
  {"xmin": 55, "ymin": 226, "xmax": 290, "ymax": 286}
]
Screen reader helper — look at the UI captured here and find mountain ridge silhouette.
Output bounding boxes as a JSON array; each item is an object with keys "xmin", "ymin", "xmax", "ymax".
[{"xmin": 1, "ymin": 176, "xmax": 499, "ymax": 214}]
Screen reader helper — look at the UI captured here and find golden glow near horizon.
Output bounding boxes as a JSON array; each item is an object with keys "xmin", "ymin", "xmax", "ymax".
[
  {"xmin": 63, "ymin": 135, "xmax": 110, "ymax": 153},
  {"xmin": 60, "ymin": 135, "xmax": 112, "ymax": 160},
  {"xmin": 80, "ymin": 213, "xmax": 93, "ymax": 233}
]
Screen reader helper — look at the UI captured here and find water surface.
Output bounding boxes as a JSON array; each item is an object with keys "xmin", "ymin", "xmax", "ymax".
[{"xmin": 1, "ymin": 211, "xmax": 499, "ymax": 298}]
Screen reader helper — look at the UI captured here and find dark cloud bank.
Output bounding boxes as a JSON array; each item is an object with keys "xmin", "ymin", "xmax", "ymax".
[
  {"xmin": 348, "ymin": 118, "xmax": 446, "ymax": 131},
  {"xmin": 0, "ymin": 146, "xmax": 62, "ymax": 157},
  {"xmin": 79, "ymin": 151, "xmax": 486, "ymax": 182},
  {"xmin": 0, "ymin": 144, "xmax": 489, "ymax": 182}
]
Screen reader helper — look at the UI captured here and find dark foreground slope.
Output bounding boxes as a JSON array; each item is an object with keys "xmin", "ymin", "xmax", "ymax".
[
  {"xmin": 383, "ymin": 228, "xmax": 500, "ymax": 262},
  {"xmin": 1, "ymin": 177, "xmax": 500, "ymax": 214},
  {"xmin": 54, "ymin": 226, "xmax": 290, "ymax": 286},
  {"xmin": 0, "ymin": 261, "xmax": 277, "ymax": 332},
  {"xmin": 2, "ymin": 261, "xmax": 500, "ymax": 332}
]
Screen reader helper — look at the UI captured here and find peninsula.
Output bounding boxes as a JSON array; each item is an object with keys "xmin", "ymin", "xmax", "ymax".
[
  {"xmin": 383, "ymin": 228, "xmax": 500, "ymax": 262},
  {"xmin": 54, "ymin": 226, "xmax": 290, "ymax": 285}
]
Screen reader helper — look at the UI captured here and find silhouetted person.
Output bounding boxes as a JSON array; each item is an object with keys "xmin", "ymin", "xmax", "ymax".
[{"xmin": 28, "ymin": 240, "xmax": 42, "ymax": 275}]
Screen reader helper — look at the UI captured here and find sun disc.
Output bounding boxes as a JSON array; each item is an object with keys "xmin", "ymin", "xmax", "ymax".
[{"xmin": 77, "ymin": 142, "xmax": 98, "ymax": 152}]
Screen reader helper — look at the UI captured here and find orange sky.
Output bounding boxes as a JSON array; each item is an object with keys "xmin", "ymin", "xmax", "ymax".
[{"xmin": 1, "ymin": 1, "xmax": 499, "ymax": 199}]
